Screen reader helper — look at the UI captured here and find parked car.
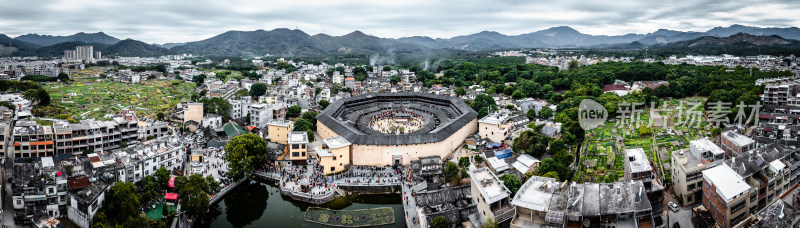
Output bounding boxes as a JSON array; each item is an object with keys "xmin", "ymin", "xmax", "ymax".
[{"xmin": 669, "ymin": 202, "xmax": 679, "ymax": 212}]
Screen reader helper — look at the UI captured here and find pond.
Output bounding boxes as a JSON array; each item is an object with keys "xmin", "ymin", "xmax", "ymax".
[{"xmin": 194, "ymin": 180, "xmax": 406, "ymax": 228}]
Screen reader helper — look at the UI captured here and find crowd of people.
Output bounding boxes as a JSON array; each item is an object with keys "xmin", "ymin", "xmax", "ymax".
[{"xmin": 369, "ymin": 111, "xmax": 425, "ymax": 134}]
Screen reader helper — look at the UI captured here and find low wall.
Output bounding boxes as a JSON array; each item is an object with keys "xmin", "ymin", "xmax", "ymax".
[
  {"xmin": 337, "ymin": 184, "xmax": 401, "ymax": 194},
  {"xmin": 280, "ymin": 187, "xmax": 337, "ymax": 205}
]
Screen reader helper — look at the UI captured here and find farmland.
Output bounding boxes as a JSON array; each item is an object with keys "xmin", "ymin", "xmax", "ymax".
[
  {"xmin": 574, "ymin": 98, "xmax": 711, "ymax": 185},
  {"xmin": 44, "ymin": 78, "xmax": 195, "ymax": 120}
]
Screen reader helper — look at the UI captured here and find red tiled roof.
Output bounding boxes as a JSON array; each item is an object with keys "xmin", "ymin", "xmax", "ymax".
[
  {"xmin": 68, "ymin": 176, "xmax": 91, "ymax": 190},
  {"xmin": 603, "ymin": 84, "xmax": 627, "ymax": 92}
]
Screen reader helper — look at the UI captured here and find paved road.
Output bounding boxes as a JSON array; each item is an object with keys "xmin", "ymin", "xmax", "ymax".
[
  {"xmin": 2, "ymin": 158, "xmax": 20, "ymax": 228},
  {"xmin": 665, "ymin": 208, "xmax": 693, "ymax": 228}
]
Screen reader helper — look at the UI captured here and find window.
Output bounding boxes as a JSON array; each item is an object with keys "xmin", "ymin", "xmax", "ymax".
[
  {"xmin": 333, "ymin": 157, "xmax": 336, "ymax": 161},
  {"xmin": 292, "ymin": 144, "xmax": 299, "ymax": 149},
  {"xmin": 292, "ymin": 152, "xmax": 299, "ymax": 157},
  {"xmin": 302, "ymin": 152, "xmax": 306, "ymax": 156},
  {"xmin": 330, "ymin": 167, "xmax": 335, "ymax": 172},
  {"xmin": 730, "ymin": 199, "xmax": 746, "ymax": 213}
]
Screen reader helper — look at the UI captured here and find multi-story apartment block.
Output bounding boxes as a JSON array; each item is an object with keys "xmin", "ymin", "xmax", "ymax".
[
  {"xmin": 286, "ymin": 131, "xmax": 308, "ymax": 162},
  {"xmin": 51, "ymin": 116, "xmax": 139, "ymax": 156},
  {"xmin": 315, "ymin": 136, "xmax": 351, "ymax": 174},
  {"xmin": 470, "ymin": 167, "xmax": 515, "ymax": 225},
  {"xmin": 623, "ymin": 147, "xmax": 665, "ymax": 215},
  {"xmin": 12, "ymin": 120, "xmax": 55, "ymax": 158},
  {"xmin": 511, "ymin": 176, "xmax": 655, "ymax": 228},
  {"xmin": 478, "ymin": 111, "xmax": 511, "ymax": 144},
  {"xmin": 267, "ymin": 119, "xmax": 293, "ymax": 145},
  {"xmin": 672, "ymin": 138, "xmax": 725, "ymax": 205},
  {"xmin": 139, "ymin": 119, "xmax": 169, "ymax": 140},
  {"xmin": 250, "ymin": 103, "xmax": 274, "ymax": 129},
  {"xmin": 720, "ymin": 130, "xmax": 757, "ymax": 157},
  {"xmin": 12, "ymin": 159, "xmax": 69, "ymax": 223},
  {"xmin": 762, "ymin": 83, "xmax": 796, "ymax": 106},
  {"xmin": 229, "ymin": 98, "xmax": 251, "ymax": 119},
  {"xmin": 700, "ymin": 143, "xmax": 799, "ymax": 227},
  {"xmin": 702, "ymin": 164, "xmax": 755, "ymax": 228},
  {"xmin": 0, "ymin": 123, "xmax": 9, "ymax": 157},
  {"xmin": 67, "ymin": 175, "xmax": 111, "ymax": 228}
]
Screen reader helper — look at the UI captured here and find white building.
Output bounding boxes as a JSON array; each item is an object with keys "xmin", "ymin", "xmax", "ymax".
[{"xmin": 249, "ymin": 103, "xmax": 274, "ymax": 128}]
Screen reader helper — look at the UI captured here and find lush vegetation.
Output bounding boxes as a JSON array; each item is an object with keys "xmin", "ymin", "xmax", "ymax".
[
  {"xmin": 304, "ymin": 207, "xmax": 395, "ymax": 227},
  {"xmin": 44, "ymin": 78, "xmax": 194, "ymax": 120},
  {"xmin": 224, "ymin": 134, "xmax": 269, "ymax": 180}
]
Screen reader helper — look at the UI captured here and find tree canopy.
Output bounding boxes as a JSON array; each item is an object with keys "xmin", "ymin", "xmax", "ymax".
[
  {"xmin": 249, "ymin": 83, "xmax": 267, "ymax": 97},
  {"xmin": 224, "ymin": 134, "xmax": 268, "ymax": 180}
]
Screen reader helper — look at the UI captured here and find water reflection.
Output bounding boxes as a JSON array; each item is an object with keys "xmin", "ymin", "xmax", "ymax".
[{"xmin": 195, "ymin": 180, "xmax": 405, "ymax": 228}]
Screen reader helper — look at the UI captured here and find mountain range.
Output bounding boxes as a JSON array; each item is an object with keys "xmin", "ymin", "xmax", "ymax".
[{"xmin": 1, "ymin": 24, "xmax": 799, "ymax": 58}]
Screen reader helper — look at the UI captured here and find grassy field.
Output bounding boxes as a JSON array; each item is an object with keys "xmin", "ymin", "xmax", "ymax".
[{"xmin": 44, "ymin": 78, "xmax": 195, "ymax": 120}]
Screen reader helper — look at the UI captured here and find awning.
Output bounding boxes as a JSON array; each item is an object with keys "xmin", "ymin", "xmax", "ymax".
[
  {"xmin": 164, "ymin": 193, "xmax": 178, "ymax": 201},
  {"xmin": 168, "ymin": 177, "xmax": 176, "ymax": 188}
]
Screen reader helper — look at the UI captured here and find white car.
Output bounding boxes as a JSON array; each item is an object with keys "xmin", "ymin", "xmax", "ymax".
[{"xmin": 668, "ymin": 202, "xmax": 679, "ymax": 212}]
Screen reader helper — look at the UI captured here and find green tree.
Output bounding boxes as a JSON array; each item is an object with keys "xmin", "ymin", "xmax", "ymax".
[
  {"xmin": 513, "ymin": 130, "xmax": 550, "ymax": 157},
  {"xmin": 57, "ymin": 72, "xmax": 70, "ymax": 82},
  {"xmin": 499, "ymin": 174, "xmax": 522, "ymax": 196},
  {"xmin": 503, "ymin": 86, "xmax": 515, "ymax": 96},
  {"xmin": 470, "ymin": 94, "xmax": 497, "ymax": 118},
  {"xmin": 206, "ymin": 175, "xmax": 221, "ymax": 193},
  {"xmin": 287, "ymin": 105, "xmax": 302, "ymax": 118},
  {"xmin": 306, "ymin": 129, "xmax": 315, "ymax": 142},
  {"xmin": 480, "ymin": 218, "xmax": 499, "ymax": 228},
  {"xmin": 156, "ymin": 112, "xmax": 165, "ymax": 120},
  {"xmin": 568, "ymin": 59, "xmax": 579, "ymax": 69},
  {"xmin": 541, "ymin": 171, "xmax": 560, "ymax": 180},
  {"xmin": 318, "ymin": 100, "xmax": 330, "ymax": 110},
  {"xmin": 155, "ymin": 167, "xmax": 170, "ymax": 189},
  {"xmin": 199, "ymin": 97, "xmax": 232, "ymax": 117},
  {"xmin": 235, "ymin": 89, "xmax": 249, "ymax": 98},
  {"xmin": 141, "ymin": 176, "xmax": 160, "ymax": 204},
  {"xmin": 180, "ymin": 174, "xmax": 210, "ymax": 219},
  {"xmin": 473, "ymin": 155, "xmax": 484, "ymax": 164},
  {"xmin": 293, "ymin": 118, "xmax": 313, "ymax": 132},
  {"xmin": 458, "ymin": 157, "xmax": 470, "ymax": 168},
  {"xmin": 512, "ymin": 90, "xmax": 526, "ymax": 99},
  {"xmin": 526, "ymin": 108, "xmax": 537, "ymax": 120},
  {"xmin": 302, "ymin": 111, "xmax": 318, "ymax": 127},
  {"xmin": 390, "ymin": 76, "xmax": 400, "ymax": 84},
  {"xmin": 382, "ymin": 65, "xmax": 392, "ymax": 71},
  {"xmin": 97, "ymin": 182, "xmax": 142, "ymax": 226},
  {"xmin": 430, "ymin": 216, "xmax": 451, "ymax": 228},
  {"xmin": 538, "ymin": 106, "xmax": 553, "ymax": 119},
  {"xmin": 249, "ymin": 83, "xmax": 267, "ymax": 97},
  {"xmin": 173, "ymin": 176, "xmax": 188, "ymax": 192},
  {"xmin": 455, "ymin": 87, "xmax": 466, "ymax": 96},
  {"xmin": 553, "ymin": 150, "xmax": 573, "ymax": 165},
  {"xmin": 445, "ymin": 161, "xmax": 460, "ymax": 184},
  {"xmin": 192, "ymin": 74, "xmax": 206, "ymax": 86},
  {"xmin": 224, "ymin": 134, "xmax": 268, "ymax": 180}
]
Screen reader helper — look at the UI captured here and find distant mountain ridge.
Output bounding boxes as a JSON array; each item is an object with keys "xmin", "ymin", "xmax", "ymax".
[
  {"xmin": 14, "ymin": 32, "xmax": 120, "ymax": 46},
  {"xmin": 1, "ymin": 24, "xmax": 799, "ymax": 57}
]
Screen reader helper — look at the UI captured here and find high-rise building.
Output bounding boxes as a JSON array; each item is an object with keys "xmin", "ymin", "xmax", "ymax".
[
  {"xmin": 94, "ymin": 51, "xmax": 102, "ymax": 60},
  {"xmin": 64, "ymin": 50, "xmax": 77, "ymax": 59},
  {"xmin": 75, "ymin": 45, "xmax": 94, "ymax": 62}
]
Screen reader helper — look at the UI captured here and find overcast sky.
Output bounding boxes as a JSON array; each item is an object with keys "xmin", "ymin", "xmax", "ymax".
[{"xmin": 2, "ymin": 0, "xmax": 799, "ymax": 44}]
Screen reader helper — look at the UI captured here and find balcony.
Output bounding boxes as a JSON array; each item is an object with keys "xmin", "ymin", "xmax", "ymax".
[{"xmin": 493, "ymin": 204, "xmax": 516, "ymax": 223}]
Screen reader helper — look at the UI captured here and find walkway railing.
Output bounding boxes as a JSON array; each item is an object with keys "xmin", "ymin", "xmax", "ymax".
[{"xmin": 209, "ymin": 177, "xmax": 248, "ymax": 205}]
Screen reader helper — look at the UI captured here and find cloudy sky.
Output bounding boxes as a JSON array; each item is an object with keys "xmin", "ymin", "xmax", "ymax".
[{"xmin": 2, "ymin": 0, "xmax": 799, "ymax": 44}]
